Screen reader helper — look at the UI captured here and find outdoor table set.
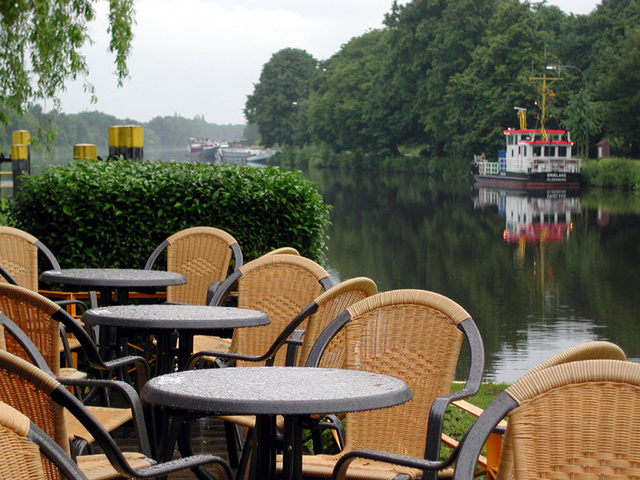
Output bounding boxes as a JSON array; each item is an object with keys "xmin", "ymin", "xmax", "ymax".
[
  {"xmin": 140, "ymin": 366, "xmax": 412, "ymax": 480},
  {"xmin": 39, "ymin": 266, "xmax": 413, "ymax": 480}
]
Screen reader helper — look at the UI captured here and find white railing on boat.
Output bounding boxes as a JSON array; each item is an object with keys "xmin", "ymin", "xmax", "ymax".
[{"xmin": 473, "ymin": 157, "xmax": 581, "ymax": 175}]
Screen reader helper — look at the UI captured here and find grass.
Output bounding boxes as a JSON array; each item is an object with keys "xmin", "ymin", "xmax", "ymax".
[{"xmin": 442, "ymin": 382, "xmax": 509, "ymax": 456}]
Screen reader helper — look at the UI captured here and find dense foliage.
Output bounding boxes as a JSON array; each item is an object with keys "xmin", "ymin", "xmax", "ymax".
[
  {"xmin": 247, "ymin": 0, "xmax": 640, "ymax": 159},
  {"xmin": 244, "ymin": 48, "xmax": 318, "ymax": 148},
  {"xmin": 0, "ymin": 0, "xmax": 134, "ymax": 125},
  {"xmin": 580, "ymin": 157, "xmax": 640, "ymax": 190},
  {"xmin": 7, "ymin": 160, "xmax": 330, "ymax": 268}
]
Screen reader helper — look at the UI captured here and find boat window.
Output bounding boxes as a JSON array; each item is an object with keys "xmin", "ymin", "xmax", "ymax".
[
  {"xmin": 507, "ymin": 135, "xmax": 514, "ymax": 146},
  {"xmin": 533, "ymin": 146, "xmax": 541, "ymax": 156},
  {"xmin": 544, "ymin": 146, "xmax": 555, "ymax": 157},
  {"xmin": 558, "ymin": 146, "xmax": 567, "ymax": 157},
  {"xmin": 522, "ymin": 146, "xmax": 527, "ymax": 157}
]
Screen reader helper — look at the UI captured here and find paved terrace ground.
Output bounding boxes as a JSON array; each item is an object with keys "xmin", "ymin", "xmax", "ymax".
[{"xmin": 112, "ymin": 415, "xmax": 231, "ymax": 479}]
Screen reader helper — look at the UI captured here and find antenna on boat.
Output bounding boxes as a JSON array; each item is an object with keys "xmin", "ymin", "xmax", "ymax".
[
  {"xmin": 530, "ymin": 74, "xmax": 561, "ymax": 141},
  {"xmin": 514, "ymin": 107, "xmax": 527, "ymax": 129}
]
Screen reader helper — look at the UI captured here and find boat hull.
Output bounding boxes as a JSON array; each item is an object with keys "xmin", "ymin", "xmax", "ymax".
[{"xmin": 473, "ymin": 171, "xmax": 581, "ymax": 190}]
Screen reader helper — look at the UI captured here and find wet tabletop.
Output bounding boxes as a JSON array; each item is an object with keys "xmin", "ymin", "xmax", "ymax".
[
  {"xmin": 40, "ymin": 268, "xmax": 187, "ymax": 288},
  {"xmin": 82, "ymin": 304, "xmax": 269, "ymax": 330},
  {"xmin": 141, "ymin": 367, "xmax": 412, "ymax": 415}
]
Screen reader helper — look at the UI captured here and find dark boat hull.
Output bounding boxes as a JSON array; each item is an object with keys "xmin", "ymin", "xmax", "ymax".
[{"xmin": 474, "ymin": 171, "xmax": 581, "ymax": 190}]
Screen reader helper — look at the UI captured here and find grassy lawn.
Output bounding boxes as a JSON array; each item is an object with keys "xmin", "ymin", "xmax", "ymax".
[{"xmin": 440, "ymin": 382, "xmax": 509, "ymax": 459}]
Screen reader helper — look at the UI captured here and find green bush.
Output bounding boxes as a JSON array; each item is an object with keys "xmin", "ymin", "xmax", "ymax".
[
  {"xmin": 581, "ymin": 157, "xmax": 640, "ymax": 190},
  {"xmin": 8, "ymin": 160, "xmax": 331, "ymax": 269}
]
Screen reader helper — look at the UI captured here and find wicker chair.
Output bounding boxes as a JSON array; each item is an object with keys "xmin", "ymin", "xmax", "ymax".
[
  {"xmin": 332, "ymin": 342, "xmax": 630, "ymax": 480},
  {"xmin": 0, "ymin": 283, "xmax": 151, "ymax": 455},
  {"xmin": 290, "ymin": 289, "xmax": 485, "ymax": 480},
  {"xmin": 0, "ymin": 349, "xmax": 234, "ymax": 480},
  {"xmin": 453, "ymin": 358, "xmax": 640, "ymax": 480},
  {"xmin": 491, "ymin": 341, "xmax": 627, "ymax": 480},
  {"xmin": 445, "ymin": 340, "xmax": 628, "ymax": 480},
  {"xmin": 0, "ymin": 400, "xmax": 88, "ymax": 480},
  {"xmin": 198, "ymin": 253, "xmax": 334, "ymax": 366},
  {"xmin": 144, "ymin": 226, "xmax": 243, "ymax": 305},
  {"xmin": 186, "ymin": 277, "xmax": 378, "ymax": 475},
  {"xmin": 0, "ymin": 226, "xmax": 87, "ymax": 376},
  {"xmin": 0, "ymin": 226, "xmax": 62, "ymax": 292}
]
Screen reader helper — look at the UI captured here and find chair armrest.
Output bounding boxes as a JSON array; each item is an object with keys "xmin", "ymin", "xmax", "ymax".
[
  {"xmin": 186, "ymin": 350, "xmax": 266, "ymax": 370},
  {"xmin": 59, "ymin": 377, "xmax": 152, "ymax": 457},
  {"xmin": 98, "ymin": 355, "xmax": 150, "ymax": 391},
  {"xmin": 332, "ymin": 449, "xmax": 448, "ymax": 480},
  {"xmin": 132, "ymin": 454, "xmax": 233, "ymax": 480},
  {"xmin": 285, "ymin": 329, "xmax": 305, "ymax": 366}
]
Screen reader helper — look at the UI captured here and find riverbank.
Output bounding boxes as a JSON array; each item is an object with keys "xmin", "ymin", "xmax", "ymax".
[{"xmin": 271, "ymin": 147, "xmax": 640, "ymax": 191}]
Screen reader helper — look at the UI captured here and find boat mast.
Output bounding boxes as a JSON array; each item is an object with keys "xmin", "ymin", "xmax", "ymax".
[{"xmin": 530, "ymin": 74, "xmax": 561, "ymax": 141}]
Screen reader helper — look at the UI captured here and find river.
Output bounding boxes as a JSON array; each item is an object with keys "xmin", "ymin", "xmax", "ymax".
[
  {"xmin": 13, "ymin": 152, "xmax": 640, "ymax": 383},
  {"xmin": 298, "ymin": 166, "xmax": 640, "ymax": 383}
]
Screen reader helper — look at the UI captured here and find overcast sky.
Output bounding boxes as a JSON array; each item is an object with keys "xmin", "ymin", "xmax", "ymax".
[{"xmin": 57, "ymin": 0, "xmax": 600, "ymax": 126}]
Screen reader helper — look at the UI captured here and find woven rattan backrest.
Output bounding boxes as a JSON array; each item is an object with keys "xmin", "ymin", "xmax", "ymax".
[
  {"xmin": 231, "ymin": 254, "xmax": 330, "ymax": 366},
  {"xmin": 0, "ymin": 401, "xmax": 64, "ymax": 480},
  {"xmin": 496, "ymin": 342, "xmax": 628, "ymax": 480},
  {"xmin": 0, "ymin": 226, "xmax": 40, "ymax": 292},
  {"xmin": 339, "ymin": 289, "xmax": 470, "ymax": 457},
  {"xmin": 298, "ymin": 277, "xmax": 378, "ymax": 368},
  {"xmin": 164, "ymin": 227, "xmax": 238, "ymax": 305},
  {"xmin": 264, "ymin": 247, "xmax": 300, "ymax": 256},
  {"xmin": 0, "ymin": 284, "xmax": 61, "ymax": 376},
  {"xmin": 502, "ymin": 359, "xmax": 640, "ymax": 480},
  {"xmin": 0, "ymin": 350, "xmax": 70, "ymax": 463}
]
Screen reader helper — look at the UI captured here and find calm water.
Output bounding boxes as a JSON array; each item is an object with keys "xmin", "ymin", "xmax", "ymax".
[
  {"xmin": 14, "ymin": 152, "xmax": 640, "ymax": 383},
  {"xmin": 299, "ymin": 166, "xmax": 640, "ymax": 383}
]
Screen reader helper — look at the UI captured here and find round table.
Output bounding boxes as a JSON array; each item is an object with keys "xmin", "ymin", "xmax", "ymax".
[
  {"xmin": 141, "ymin": 367, "xmax": 412, "ymax": 480},
  {"xmin": 82, "ymin": 304, "xmax": 270, "ymax": 374},
  {"xmin": 40, "ymin": 268, "xmax": 187, "ymax": 305}
]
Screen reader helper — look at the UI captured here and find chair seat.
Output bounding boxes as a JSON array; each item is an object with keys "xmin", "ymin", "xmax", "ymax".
[
  {"xmin": 60, "ymin": 337, "xmax": 82, "ymax": 352},
  {"xmin": 275, "ymin": 453, "xmax": 454, "ymax": 480},
  {"xmin": 77, "ymin": 452, "xmax": 153, "ymax": 480},
  {"xmin": 65, "ymin": 406, "xmax": 133, "ymax": 444},
  {"xmin": 59, "ymin": 367, "xmax": 88, "ymax": 379},
  {"xmin": 192, "ymin": 335, "xmax": 232, "ymax": 358}
]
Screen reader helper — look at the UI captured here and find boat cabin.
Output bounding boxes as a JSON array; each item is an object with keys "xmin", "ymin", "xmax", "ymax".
[{"xmin": 502, "ymin": 128, "xmax": 578, "ymax": 174}]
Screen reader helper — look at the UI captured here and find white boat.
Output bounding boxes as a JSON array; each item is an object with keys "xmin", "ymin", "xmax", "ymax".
[{"xmin": 471, "ymin": 75, "xmax": 581, "ymax": 190}]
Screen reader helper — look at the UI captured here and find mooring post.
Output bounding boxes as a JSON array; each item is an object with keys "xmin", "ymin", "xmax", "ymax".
[
  {"xmin": 74, "ymin": 144, "xmax": 98, "ymax": 161},
  {"xmin": 11, "ymin": 130, "xmax": 31, "ymax": 190},
  {"xmin": 108, "ymin": 125, "xmax": 144, "ymax": 160}
]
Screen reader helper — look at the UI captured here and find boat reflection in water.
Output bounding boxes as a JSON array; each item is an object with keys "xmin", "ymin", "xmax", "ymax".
[
  {"xmin": 473, "ymin": 186, "xmax": 581, "ymax": 250},
  {"xmin": 473, "ymin": 186, "xmax": 592, "ymax": 383}
]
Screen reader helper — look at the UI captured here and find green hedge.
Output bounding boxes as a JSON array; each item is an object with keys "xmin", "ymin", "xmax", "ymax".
[
  {"xmin": 580, "ymin": 157, "xmax": 640, "ymax": 190},
  {"xmin": 8, "ymin": 160, "xmax": 330, "ymax": 269}
]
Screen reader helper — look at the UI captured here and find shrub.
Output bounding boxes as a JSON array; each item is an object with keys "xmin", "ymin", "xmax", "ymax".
[
  {"xmin": 8, "ymin": 160, "xmax": 330, "ymax": 269},
  {"xmin": 581, "ymin": 157, "xmax": 640, "ymax": 190}
]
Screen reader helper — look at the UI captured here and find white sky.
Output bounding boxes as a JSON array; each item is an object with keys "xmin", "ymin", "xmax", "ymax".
[{"xmin": 57, "ymin": 0, "xmax": 600, "ymax": 125}]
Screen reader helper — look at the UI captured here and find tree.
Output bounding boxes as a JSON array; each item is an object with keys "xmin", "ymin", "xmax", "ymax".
[
  {"xmin": 244, "ymin": 48, "xmax": 317, "ymax": 148},
  {"xmin": 306, "ymin": 30, "xmax": 392, "ymax": 154},
  {"xmin": 598, "ymin": 25, "xmax": 640, "ymax": 156},
  {"xmin": 443, "ymin": 0, "xmax": 554, "ymax": 155},
  {"xmin": 0, "ymin": 0, "xmax": 135, "ymax": 125}
]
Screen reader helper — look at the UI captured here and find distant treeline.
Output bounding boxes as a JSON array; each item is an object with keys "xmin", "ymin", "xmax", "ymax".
[
  {"xmin": 246, "ymin": 0, "xmax": 640, "ymax": 158},
  {"xmin": 0, "ymin": 106, "xmax": 248, "ymax": 152}
]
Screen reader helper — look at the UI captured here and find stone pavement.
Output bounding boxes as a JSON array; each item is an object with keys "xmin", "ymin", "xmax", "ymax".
[{"xmin": 111, "ymin": 413, "xmax": 233, "ymax": 479}]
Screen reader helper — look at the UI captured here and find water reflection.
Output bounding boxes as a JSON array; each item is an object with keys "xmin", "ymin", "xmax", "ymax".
[
  {"xmin": 473, "ymin": 188, "xmax": 580, "ymax": 246},
  {"xmin": 302, "ymin": 166, "xmax": 640, "ymax": 383}
]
